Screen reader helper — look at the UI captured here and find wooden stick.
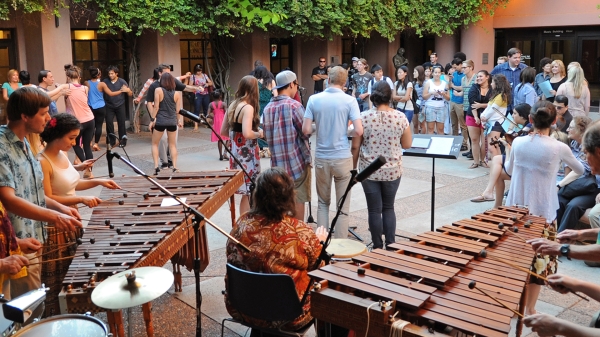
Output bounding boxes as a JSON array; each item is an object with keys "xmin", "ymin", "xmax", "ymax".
[
  {"xmin": 470, "ymin": 282, "xmax": 524, "ymax": 318},
  {"xmin": 33, "ymin": 243, "xmax": 77, "ymax": 260},
  {"xmin": 28, "ymin": 255, "xmax": 79, "ymax": 266},
  {"xmin": 507, "ymin": 229, "xmax": 529, "ymax": 243},
  {"xmin": 119, "ymin": 188, "xmax": 144, "ymax": 196},
  {"xmin": 486, "ymin": 254, "xmax": 589, "ymax": 302}
]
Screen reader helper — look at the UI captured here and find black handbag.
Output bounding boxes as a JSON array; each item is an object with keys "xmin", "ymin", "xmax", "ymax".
[{"xmin": 559, "ymin": 175, "xmax": 598, "ymax": 199}]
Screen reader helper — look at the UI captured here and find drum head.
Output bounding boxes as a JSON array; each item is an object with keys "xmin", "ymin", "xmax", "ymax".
[
  {"xmin": 14, "ymin": 314, "xmax": 107, "ymax": 337},
  {"xmin": 326, "ymin": 239, "xmax": 367, "ymax": 259}
]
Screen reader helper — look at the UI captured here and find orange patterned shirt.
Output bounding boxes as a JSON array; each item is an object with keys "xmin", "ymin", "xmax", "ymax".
[{"xmin": 225, "ymin": 213, "xmax": 322, "ymax": 330}]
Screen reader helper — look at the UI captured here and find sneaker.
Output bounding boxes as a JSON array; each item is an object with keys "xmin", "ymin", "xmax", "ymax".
[
  {"xmin": 168, "ymin": 160, "xmax": 173, "ymax": 169},
  {"xmin": 460, "ymin": 145, "xmax": 468, "ymax": 151},
  {"xmin": 462, "ymin": 150, "xmax": 472, "ymax": 157},
  {"xmin": 154, "ymin": 167, "xmax": 160, "ymax": 175},
  {"xmin": 160, "ymin": 162, "xmax": 169, "ymax": 169},
  {"xmin": 466, "ymin": 153, "xmax": 474, "ymax": 160}
]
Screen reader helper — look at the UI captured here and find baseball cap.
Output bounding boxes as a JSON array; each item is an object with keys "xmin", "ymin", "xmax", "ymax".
[
  {"xmin": 352, "ymin": 57, "xmax": 359, "ymax": 61},
  {"xmin": 274, "ymin": 70, "xmax": 297, "ymax": 90}
]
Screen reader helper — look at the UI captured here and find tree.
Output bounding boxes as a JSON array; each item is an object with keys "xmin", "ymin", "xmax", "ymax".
[{"xmin": 0, "ymin": 0, "xmax": 67, "ymax": 20}]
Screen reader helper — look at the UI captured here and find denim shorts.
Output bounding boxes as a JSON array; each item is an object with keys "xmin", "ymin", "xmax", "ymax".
[{"xmin": 423, "ymin": 105, "xmax": 446, "ymax": 123}]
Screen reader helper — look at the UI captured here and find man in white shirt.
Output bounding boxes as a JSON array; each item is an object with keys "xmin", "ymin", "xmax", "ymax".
[{"xmin": 303, "ymin": 66, "xmax": 363, "ymax": 239}]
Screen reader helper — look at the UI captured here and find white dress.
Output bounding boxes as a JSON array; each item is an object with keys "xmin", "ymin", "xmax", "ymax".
[{"xmin": 505, "ymin": 134, "xmax": 584, "ymax": 222}]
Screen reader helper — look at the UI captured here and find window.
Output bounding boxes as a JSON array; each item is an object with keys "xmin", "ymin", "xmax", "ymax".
[
  {"xmin": 270, "ymin": 38, "xmax": 292, "ymax": 75},
  {"xmin": 71, "ymin": 30, "xmax": 127, "ymax": 80},
  {"xmin": 179, "ymin": 32, "xmax": 215, "ymax": 75},
  {"xmin": 0, "ymin": 29, "xmax": 16, "ymax": 85},
  {"xmin": 342, "ymin": 38, "xmax": 357, "ymax": 65}
]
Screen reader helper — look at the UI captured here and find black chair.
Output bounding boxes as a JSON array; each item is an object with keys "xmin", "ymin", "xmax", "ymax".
[{"xmin": 221, "ymin": 263, "xmax": 313, "ymax": 337}]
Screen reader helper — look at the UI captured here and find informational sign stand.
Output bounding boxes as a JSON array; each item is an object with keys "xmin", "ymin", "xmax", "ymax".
[{"xmin": 403, "ymin": 135, "xmax": 462, "ymax": 231}]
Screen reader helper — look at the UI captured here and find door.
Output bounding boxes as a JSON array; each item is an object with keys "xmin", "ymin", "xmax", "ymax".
[
  {"xmin": 506, "ymin": 39, "xmax": 536, "ymax": 67},
  {"xmin": 578, "ymin": 38, "xmax": 599, "ymax": 83},
  {"xmin": 270, "ymin": 38, "xmax": 292, "ymax": 75},
  {"xmin": 543, "ymin": 38, "xmax": 573, "ymax": 67},
  {"xmin": 0, "ymin": 30, "xmax": 17, "ymax": 85}
]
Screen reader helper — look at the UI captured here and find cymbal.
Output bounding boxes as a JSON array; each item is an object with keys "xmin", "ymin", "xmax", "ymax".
[{"xmin": 91, "ymin": 267, "xmax": 174, "ymax": 309}]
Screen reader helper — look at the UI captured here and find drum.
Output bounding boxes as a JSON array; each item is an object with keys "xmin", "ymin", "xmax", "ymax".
[
  {"xmin": 13, "ymin": 314, "xmax": 109, "ymax": 337},
  {"xmin": 326, "ymin": 239, "xmax": 367, "ymax": 263}
]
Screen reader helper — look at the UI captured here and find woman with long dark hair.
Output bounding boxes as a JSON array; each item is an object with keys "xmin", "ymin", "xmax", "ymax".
[
  {"xmin": 467, "ymin": 70, "xmax": 492, "ymax": 168},
  {"xmin": 253, "ymin": 66, "xmax": 277, "ymax": 117},
  {"xmin": 220, "ymin": 75, "xmax": 263, "ymax": 216},
  {"xmin": 39, "ymin": 113, "xmax": 120, "ymax": 207},
  {"xmin": 412, "ymin": 66, "xmax": 425, "ymax": 134},
  {"xmin": 480, "ymin": 74, "xmax": 512, "ymax": 161},
  {"xmin": 392, "ymin": 66, "xmax": 414, "ymax": 123},
  {"xmin": 149, "ymin": 73, "xmax": 183, "ymax": 174}
]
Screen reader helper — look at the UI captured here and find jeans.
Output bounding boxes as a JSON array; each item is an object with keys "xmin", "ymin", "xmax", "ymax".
[
  {"xmin": 315, "ymin": 157, "xmax": 353, "ymax": 239},
  {"xmin": 194, "ymin": 93, "xmax": 210, "ymax": 117},
  {"xmin": 557, "ymin": 187, "xmax": 600, "ymax": 232},
  {"xmin": 159, "ymin": 128, "xmax": 178, "ymax": 165},
  {"xmin": 361, "ymin": 178, "xmax": 401, "ymax": 249},
  {"xmin": 105, "ymin": 103, "xmax": 127, "ymax": 145}
]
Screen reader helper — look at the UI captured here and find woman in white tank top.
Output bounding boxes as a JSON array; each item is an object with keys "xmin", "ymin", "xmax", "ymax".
[
  {"xmin": 39, "ymin": 114, "xmax": 120, "ymax": 208},
  {"xmin": 421, "ymin": 66, "xmax": 449, "ymax": 134}
]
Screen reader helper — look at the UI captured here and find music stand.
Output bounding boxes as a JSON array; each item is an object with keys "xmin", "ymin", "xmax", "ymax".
[{"xmin": 403, "ymin": 135, "xmax": 462, "ymax": 231}]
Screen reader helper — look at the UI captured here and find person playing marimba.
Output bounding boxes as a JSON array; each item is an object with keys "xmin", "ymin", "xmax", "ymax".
[{"xmin": 224, "ymin": 167, "xmax": 334, "ymax": 337}]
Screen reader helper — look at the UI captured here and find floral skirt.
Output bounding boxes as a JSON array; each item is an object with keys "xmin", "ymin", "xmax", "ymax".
[{"xmin": 229, "ymin": 131, "xmax": 261, "ymax": 195}]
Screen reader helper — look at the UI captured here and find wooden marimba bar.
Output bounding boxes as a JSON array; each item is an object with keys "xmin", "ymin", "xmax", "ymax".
[
  {"xmin": 58, "ymin": 170, "xmax": 243, "ymax": 314},
  {"xmin": 309, "ymin": 206, "xmax": 549, "ymax": 337}
]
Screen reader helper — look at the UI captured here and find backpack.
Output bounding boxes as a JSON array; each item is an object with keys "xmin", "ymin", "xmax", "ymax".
[
  {"xmin": 411, "ymin": 81, "xmax": 420, "ymax": 114},
  {"xmin": 369, "ymin": 76, "xmax": 389, "ymax": 89}
]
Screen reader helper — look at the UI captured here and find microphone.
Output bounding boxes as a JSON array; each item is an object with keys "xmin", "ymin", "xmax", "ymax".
[
  {"xmin": 355, "ymin": 156, "xmax": 387, "ymax": 183},
  {"xmin": 107, "ymin": 150, "xmax": 115, "ymax": 178},
  {"xmin": 298, "ymin": 86, "xmax": 306, "ymax": 91},
  {"xmin": 179, "ymin": 109, "xmax": 201, "ymax": 124}
]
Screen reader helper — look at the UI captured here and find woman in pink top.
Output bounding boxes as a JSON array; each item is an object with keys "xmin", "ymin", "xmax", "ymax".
[{"xmin": 64, "ymin": 64, "xmax": 96, "ymax": 178}]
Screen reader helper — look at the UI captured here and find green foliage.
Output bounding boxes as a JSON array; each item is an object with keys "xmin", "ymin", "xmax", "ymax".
[{"xmin": 0, "ymin": 0, "xmax": 67, "ymax": 20}]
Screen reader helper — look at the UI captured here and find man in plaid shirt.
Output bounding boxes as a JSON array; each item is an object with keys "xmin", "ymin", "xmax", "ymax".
[{"xmin": 263, "ymin": 70, "xmax": 312, "ymax": 220}]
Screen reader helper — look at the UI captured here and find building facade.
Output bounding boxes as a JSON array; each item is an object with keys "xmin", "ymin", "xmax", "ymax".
[{"xmin": 0, "ymin": 0, "xmax": 597, "ymax": 115}]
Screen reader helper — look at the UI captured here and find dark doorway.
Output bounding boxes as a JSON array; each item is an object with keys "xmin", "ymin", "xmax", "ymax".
[{"xmin": 270, "ymin": 38, "xmax": 292, "ymax": 75}]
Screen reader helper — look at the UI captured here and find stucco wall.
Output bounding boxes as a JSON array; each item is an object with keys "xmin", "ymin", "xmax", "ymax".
[{"xmin": 493, "ymin": 0, "xmax": 600, "ymax": 28}]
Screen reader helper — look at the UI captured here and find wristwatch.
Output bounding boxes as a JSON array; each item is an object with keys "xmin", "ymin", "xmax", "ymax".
[
  {"xmin": 150, "ymin": 117, "xmax": 155, "ymax": 122},
  {"xmin": 560, "ymin": 244, "xmax": 571, "ymax": 260}
]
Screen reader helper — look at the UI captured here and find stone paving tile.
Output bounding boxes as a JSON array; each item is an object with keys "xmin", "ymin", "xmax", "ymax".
[{"xmin": 538, "ymin": 286, "xmax": 581, "ymax": 309}]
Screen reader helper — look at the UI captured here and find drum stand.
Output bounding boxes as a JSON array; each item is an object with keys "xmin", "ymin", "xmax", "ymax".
[{"xmin": 109, "ymin": 149, "xmax": 251, "ymax": 337}]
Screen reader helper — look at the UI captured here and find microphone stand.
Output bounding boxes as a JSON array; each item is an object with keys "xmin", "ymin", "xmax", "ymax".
[
  {"xmin": 185, "ymin": 111, "xmax": 256, "ymax": 206},
  {"xmin": 109, "ymin": 150, "xmax": 250, "ymax": 337},
  {"xmin": 299, "ymin": 169, "xmax": 358, "ymax": 308}
]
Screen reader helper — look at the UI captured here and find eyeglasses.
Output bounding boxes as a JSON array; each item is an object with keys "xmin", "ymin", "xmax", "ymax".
[{"xmin": 293, "ymin": 80, "xmax": 298, "ymax": 86}]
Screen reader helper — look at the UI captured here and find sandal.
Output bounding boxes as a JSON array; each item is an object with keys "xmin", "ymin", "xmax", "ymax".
[
  {"xmin": 222, "ymin": 154, "xmax": 229, "ymax": 160},
  {"xmin": 92, "ymin": 143, "xmax": 100, "ymax": 151},
  {"xmin": 172, "ymin": 168, "xmax": 180, "ymax": 173},
  {"xmin": 470, "ymin": 195, "xmax": 495, "ymax": 203},
  {"xmin": 154, "ymin": 167, "xmax": 160, "ymax": 176},
  {"xmin": 479, "ymin": 161, "xmax": 489, "ymax": 168},
  {"xmin": 468, "ymin": 163, "xmax": 479, "ymax": 169}
]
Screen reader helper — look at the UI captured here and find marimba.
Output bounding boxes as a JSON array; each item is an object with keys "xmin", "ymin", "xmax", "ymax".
[
  {"xmin": 309, "ymin": 206, "xmax": 549, "ymax": 337},
  {"xmin": 57, "ymin": 171, "xmax": 243, "ymax": 314}
]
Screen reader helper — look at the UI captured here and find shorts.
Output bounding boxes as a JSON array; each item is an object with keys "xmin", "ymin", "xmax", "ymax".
[
  {"xmin": 423, "ymin": 105, "xmax": 446, "ymax": 123},
  {"xmin": 466, "ymin": 115, "xmax": 483, "ymax": 128},
  {"xmin": 154, "ymin": 124, "xmax": 178, "ymax": 132},
  {"xmin": 294, "ymin": 166, "xmax": 312, "ymax": 204}
]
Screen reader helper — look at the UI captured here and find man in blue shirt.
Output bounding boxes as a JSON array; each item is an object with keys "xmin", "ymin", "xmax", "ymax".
[
  {"xmin": 449, "ymin": 58, "xmax": 468, "ymax": 150},
  {"xmin": 303, "ymin": 66, "xmax": 363, "ymax": 239},
  {"xmin": 491, "ymin": 48, "xmax": 527, "ymax": 113}
]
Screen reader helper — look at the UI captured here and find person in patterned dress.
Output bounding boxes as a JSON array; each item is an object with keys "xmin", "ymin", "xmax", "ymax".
[
  {"xmin": 225, "ymin": 167, "xmax": 328, "ymax": 336},
  {"xmin": 351, "ymin": 80, "xmax": 413, "ymax": 249},
  {"xmin": 220, "ymin": 76, "xmax": 263, "ymax": 216}
]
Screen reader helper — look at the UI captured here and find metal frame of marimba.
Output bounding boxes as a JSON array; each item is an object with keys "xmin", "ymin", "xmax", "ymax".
[{"xmin": 309, "ymin": 206, "xmax": 549, "ymax": 337}]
